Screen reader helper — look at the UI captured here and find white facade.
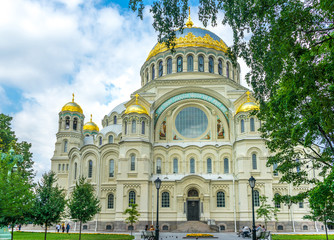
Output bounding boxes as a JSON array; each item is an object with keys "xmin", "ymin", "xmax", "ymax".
[{"xmin": 51, "ymin": 25, "xmax": 318, "ymax": 232}]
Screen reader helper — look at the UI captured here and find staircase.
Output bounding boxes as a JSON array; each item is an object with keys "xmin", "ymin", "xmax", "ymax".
[{"xmin": 175, "ymin": 221, "xmax": 217, "ymax": 233}]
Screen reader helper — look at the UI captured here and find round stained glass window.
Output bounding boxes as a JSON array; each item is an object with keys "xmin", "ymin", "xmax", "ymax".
[{"xmin": 175, "ymin": 107, "xmax": 208, "ymax": 138}]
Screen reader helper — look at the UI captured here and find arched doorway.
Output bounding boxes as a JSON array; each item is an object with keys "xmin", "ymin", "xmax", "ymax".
[{"xmin": 187, "ymin": 189, "xmax": 200, "ymax": 221}]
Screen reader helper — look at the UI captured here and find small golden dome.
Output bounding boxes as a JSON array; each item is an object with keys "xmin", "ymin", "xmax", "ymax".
[
  {"xmin": 83, "ymin": 114, "xmax": 99, "ymax": 132},
  {"xmin": 236, "ymin": 91, "xmax": 260, "ymax": 114},
  {"xmin": 185, "ymin": 7, "xmax": 194, "ymax": 28},
  {"xmin": 124, "ymin": 94, "xmax": 149, "ymax": 115},
  {"xmin": 61, "ymin": 93, "xmax": 83, "ymax": 114}
]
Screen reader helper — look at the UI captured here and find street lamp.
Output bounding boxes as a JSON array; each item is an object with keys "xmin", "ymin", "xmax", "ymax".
[
  {"xmin": 248, "ymin": 176, "xmax": 256, "ymax": 240},
  {"xmin": 154, "ymin": 177, "xmax": 161, "ymax": 240}
]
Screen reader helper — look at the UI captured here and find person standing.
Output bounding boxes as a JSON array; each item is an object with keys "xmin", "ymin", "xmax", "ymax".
[
  {"xmin": 66, "ymin": 223, "xmax": 70, "ymax": 233},
  {"xmin": 56, "ymin": 224, "xmax": 60, "ymax": 232},
  {"xmin": 62, "ymin": 223, "xmax": 65, "ymax": 233}
]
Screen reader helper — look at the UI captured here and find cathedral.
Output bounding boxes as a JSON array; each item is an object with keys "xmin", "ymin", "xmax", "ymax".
[{"xmin": 51, "ymin": 14, "xmax": 319, "ymax": 232}]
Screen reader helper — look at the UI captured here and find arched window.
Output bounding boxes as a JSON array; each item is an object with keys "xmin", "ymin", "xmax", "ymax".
[
  {"xmin": 99, "ymin": 136, "xmax": 102, "ymax": 145},
  {"xmin": 151, "ymin": 64, "xmax": 155, "ymax": 80},
  {"xmin": 113, "ymin": 115, "xmax": 117, "ymax": 124},
  {"xmin": 273, "ymin": 163, "xmax": 278, "ymax": 176},
  {"xmin": 198, "ymin": 56, "xmax": 204, "ymax": 72},
  {"xmin": 303, "ymin": 225, "xmax": 308, "ymax": 230},
  {"xmin": 88, "ymin": 160, "xmax": 93, "ymax": 178},
  {"xmin": 62, "ymin": 164, "xmax": 65, "ymax": 171},
  {"xmin": 218, "ymin": 59, "xmax": 222, "ymax": 75},
  {"xmin": 277, "ymin": 225, "xmax": 283, "ymax": 230},
  {"xmin": 109, "ymin": 159, "xmax": 114, "ymax": 177},
  {"xmin": 208, "ymin": 57, "xmax": 214, "ymax": 73},
  {"xmin": 124, "ymin": 121, "xmax": 127, "ymax": 134},
  {"xmin": 108, "ymin": 194, "xmax": 114, "ymax": 209},
  {"xmin": 226, "ymin": 62, "xmax": 230, "ymax": 78},
  {"xmin": 252, "ymin": 154, "xmax": 257, "ymax": 170},
  {"xmin": 83, "ymin": 225, "xmax": 88, "ymax": 230},
  {"xmin": 254, "ymin": 190, "xmax": 260, "ymax": 207},
  {"xmin": 158, "ymin": 61, "xmax": 163, "ymax": 77},
  {"xmin": 217, "ymin": 191, "xmax": 225, "ymax": 207},
  {"xmin": 241, "ymin": 119, "xmax": 245, "ymax": 133},
  {"xmin": 299, "ymin": 202, "xmax": 304, "ymax": 208},
  {"xmin": 250, "ymin": 118, "xmax": 255, "ymax": 131},
  {"xmin": 190, "ymin": 158, "xmax": 195, "ymax": 173},
  {"xmin": 146, "ymin": 69, "xmax": 148, "ymax": 82},
  {"xmin": 66, "ymin": 164, "xmax": 69, "ymax": 171},
  {"xmin": 187, "ymin": 55, "xmax": 193, "ymax": 72},
  {"xmin": 162, "ymin": 192, "xmax": 170, "ymax": 207},
  {"xmin": 224, "ymin": 158, "xmax": 229, "ymax": 173},
  {"xmin": 232, "ymin": 68, "xmax": 235, "ymax": 80},
  {"xmin": 220, "ymin": 225, "xmax": 226, "ymax": 231},
  {"xmin": 130, "ymin": 154, "xmax": 135, "ymax": 171},
  {"xmin": 141, "ymin": 121, "xmax": 145, "ymax": 134},
  {"xmin": 275, "ymin": 193, "xmax": 281, "ymax": 208},
  {"xmin": 177, "ymin": 56, "xmax": 183, "ymax": 72},
  {"xmin": 106, "ymin": 225, "xmax": 112, "ymax": 230},
  {"xmin": 132, "ymin": 120, "xmax": 136, "ymax": 133},
  {"xmin": 156, "ymin": 158, "xmax": 162, "ymax": 174},
  {"xmin": 207, "ymin": 158, "xmax": 212, "ymax": 173},
  {"xmin": 296, "ymin": 159, "xmax": 300, "ymax": 173},
  {"xmin": 129, "ymin": 191, "xmax": 136, "ymax": 206},
  {"xmin": 73, "ymin": 118, "xmax": 78, "ymax": 130},
  {"xmin": 108, "ymin": 135, "xmax": 113, "ymax": 143},
  {"xmin": 173, "ymin": 158, "xmax": 178, "ymax": 174},
  {"xmin": 64, "ymin": 140, "xmax": 68, "ymax": 152},
  {"xmin": 74, "ymin": 162, "xmax": 77, "ymax": 179},
  {"xmin": 58, "ymin": 164, "xmax": 61, "ymax": 171},
  {"xmin": 65, "ymin": 117, "xmax": 70, "ymax": 129},
  {"xmin": 167, "ymin": 58, "xmax": 172, "ymax": 74}
]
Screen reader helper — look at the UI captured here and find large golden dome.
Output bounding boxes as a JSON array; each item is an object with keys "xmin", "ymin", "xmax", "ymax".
[
  {"xmin": 124, "ymin": 94, "xmax": 149, "ymax": 115},
  {"xmin": 83, "ymin": 115, "xmax": 99, "ymax": 132},
  {"xmin": 236, "ymin": 91, "xmax": 260, "ymax": 114},
  {"xmin": 146, "ymin": 9, "xmax": 228, "ymax": 61},
  {"xmin": 61, "ymin": 94, "xmax": 83, "ymax": 114}
]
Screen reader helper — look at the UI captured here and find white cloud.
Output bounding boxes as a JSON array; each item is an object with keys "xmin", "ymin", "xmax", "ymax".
[{"xmin": 1, "ymin": 1, "xmax": 250, "ymax": 180}]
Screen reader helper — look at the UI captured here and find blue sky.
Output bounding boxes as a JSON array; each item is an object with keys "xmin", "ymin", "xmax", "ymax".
[{"xmin": 0, "ymin": 0, "xmax": 249, "ymax": 180}]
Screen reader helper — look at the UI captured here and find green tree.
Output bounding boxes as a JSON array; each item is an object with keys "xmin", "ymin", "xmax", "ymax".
[
  {"xmin": 129, "ymin": 0, "xmax": 334, "ymax": 199},
  {"xmin": 304, "ymin": 172, "xmax": 334, "ymax": 240},
  {"xmin": 67, "ymin": 176, "xmax": 101, "ymax": 240},
  {"xmin": 123, "ymin": 202, "xmax": 140, "ymax": 236},
  {"xmin": 31, "ymin": 171, "xmax": 66, "ymax": 240},
  {"xmin": 256, "ymin": 196, "xmax": 279, "ymax": 229},
  {"xmin": 0, "ymin": 114, "xmax": 35, "ymax": 240}
]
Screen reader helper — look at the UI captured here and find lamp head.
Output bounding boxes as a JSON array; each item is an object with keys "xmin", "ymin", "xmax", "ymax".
[
  {"xmin": 154, "ymin": 177, "xmax": 162, "ymax": 190},
  {"xmin": 248, "ymin": 176, "xmax": 256, "ymax": 188}
]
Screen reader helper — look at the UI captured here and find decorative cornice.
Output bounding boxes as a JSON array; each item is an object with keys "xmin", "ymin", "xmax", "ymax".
[{"xmin": 146, "ymin": 32, "xmax": 228, "ymax": 61}]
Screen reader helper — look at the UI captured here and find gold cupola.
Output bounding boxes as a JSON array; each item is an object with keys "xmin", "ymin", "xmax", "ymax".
[
  {"xmin": 185, "ymin": 7, "xmax": 194, "ymax": 28},
  {"xmin": 124, "ymin": 94, "xmax": 149, "ymax": 115},
  {"xmin": 83, "ymin": 114, "xmax": 99, "ymax": 132},
  {"xmin": 61, "ymin": 93, "xmax": 83, "ymax": 114},
  {"xmin": 236, "ymin": 91, "xmax": 260, "ymax": 114}
]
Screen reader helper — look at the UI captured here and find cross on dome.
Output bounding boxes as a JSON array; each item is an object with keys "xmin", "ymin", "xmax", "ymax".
[{"xmin": 186, "ymin": 7, "xmax": 194, "ymax": 28}]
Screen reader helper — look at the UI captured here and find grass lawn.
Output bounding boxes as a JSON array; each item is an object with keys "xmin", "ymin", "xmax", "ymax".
[
  {"xmin": 272, "ymin": 234, "xmax": 334, "ymax": 240},
  {"xmin": 12, "ymin": 232, "xmax": 134, "ymax": 240}
]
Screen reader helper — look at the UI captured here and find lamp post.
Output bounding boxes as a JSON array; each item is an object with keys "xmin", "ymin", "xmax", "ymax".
[
  {"xmin": 248, "ymin": 176, "xmax": 256, "ymax": 240},
  {"xmin": 154, "ymin": 177, "xmax": 161, "ymax": 240}
]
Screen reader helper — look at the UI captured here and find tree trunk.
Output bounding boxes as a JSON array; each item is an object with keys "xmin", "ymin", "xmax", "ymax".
[
  {"xmin": 44, "ymin": 223, "xmax": 48, "ymax": 240},
  {"xmin": 11, "ymin": 225, "xmax": 13, "ymax": 240},
  {"xmin": 324, "ymin": 219, "xmax": 328, "ymax": 240},
  {"xmin": 79, "ymin": 221, "xmax": 82, "ymax": 240},
  {"xmin": 130, "ymin": 224, "xmax": 133, "ymax": 236}
]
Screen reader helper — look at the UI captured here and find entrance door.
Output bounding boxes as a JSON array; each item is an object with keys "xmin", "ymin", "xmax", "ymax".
[{"xmin": 187, "ymin": 200, "xmax": 199, "ymax": 221}]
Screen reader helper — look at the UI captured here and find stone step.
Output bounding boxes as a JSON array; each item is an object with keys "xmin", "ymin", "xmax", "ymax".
[{"xmin": 175, "ymin": 221, "xmax": 216, "ymax": 233}]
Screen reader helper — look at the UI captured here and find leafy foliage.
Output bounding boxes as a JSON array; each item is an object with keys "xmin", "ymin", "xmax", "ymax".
[
  {"xmin": 256, "ymin": 196, "xmax": 279, "ymax": 228},
  {"xmin": 67, "ymin": 176, "xmax": 101, "ymax": 240},
  {"xmin": 123, "ymin": 202, "xmax": 140, "ymax": 236},
  {"xmin": 0, "ymin": 114, "xmax": 35, "ymax": 239},
  {"xmin": 129, "ymin": 0, "xmax": 334, "ymax": 200},
  {"xmin": 304, "ymin": 171, "xmax": 334, "ymax": 240},
  {"xmin": 31, "ymin": 171, "xmax": 66, "ymax": 240}
]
